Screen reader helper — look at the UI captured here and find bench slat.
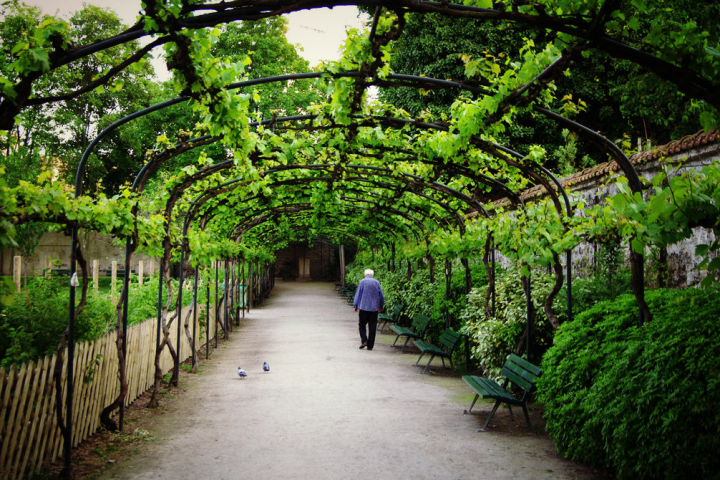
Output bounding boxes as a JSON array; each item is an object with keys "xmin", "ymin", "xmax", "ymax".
[
  {"xmin": 500, "ymin": 366, "xmax": 535, "ymax": 392},
  {"xmin": 463, "ymin": 376, "xmax": 516, "ymax": 402},
  {"xmin": 504, "ymin": 359, "xmax": 541, "ymax": 383},
  {"xmin": 389, "ymin": 325, "xmax": 414, "ymax": 336},
  {"xmin": 508, "ymin": 354, "xmax": 542, "ymax": 376},
  {"xmin": 411, "ymin": 314, "xmax": 432, "ymax": 331},
  {"xmin": 414, "ymin": 341, "xmax": 445, "ymax": 355},
  {"xmin": 503, "ymin": 360, "xmax": 540, "ymax": 384},
  {"xmin": 439, "ymin": 330, "xmax": 462, "ymax": 350}
]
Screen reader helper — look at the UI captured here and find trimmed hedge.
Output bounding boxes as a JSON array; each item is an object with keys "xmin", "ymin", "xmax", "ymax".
[{"xmin": 538, "ymin": 288, "xmax": 720, "ymax": 480}]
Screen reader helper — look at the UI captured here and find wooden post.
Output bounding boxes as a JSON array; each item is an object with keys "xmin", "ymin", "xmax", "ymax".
[
  {"xmin": 138, "ymin": 261, "xmax": 144, "ymax": 286},
  {"xmin": 339, "ymin": 245, "xmax": 346, "ymax": 287},
  {"xmin": 93, "ymin": 260, "xmax": 99, "ymax": 295},
  {"xmin": 149, "ymin": 259, "xmax": 154, "ymax": 276},
  {"xmin": 46, "ymin": 258, "xmax": 52, "ymax": 278},
  {"xmin": 13, "ymin": 256, "xmax": 21, "ymax": 292},
  {"xmin": 111, "ymin": 261, "xmax": 118, "ymax": 302}
]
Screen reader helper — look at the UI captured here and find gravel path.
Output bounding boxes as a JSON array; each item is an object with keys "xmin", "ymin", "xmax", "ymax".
[{"xmin": 100, "ymin": 281, "xmax": 600, "ymax": 480}]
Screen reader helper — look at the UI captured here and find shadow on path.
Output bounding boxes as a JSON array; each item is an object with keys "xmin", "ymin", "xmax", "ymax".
[{"xmin": 100, "ymin": 281, "xmax": 601, "ymax": 480}]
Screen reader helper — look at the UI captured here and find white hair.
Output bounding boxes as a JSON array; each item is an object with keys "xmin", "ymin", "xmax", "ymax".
[{"xmin": 364, "ymin": 269, "xmax": 374, "ymax": 277}]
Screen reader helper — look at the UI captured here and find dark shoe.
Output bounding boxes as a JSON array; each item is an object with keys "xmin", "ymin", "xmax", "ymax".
[
  {"xmin": 359, "ymin": 343, "xmax": 367, "ymax": 349},
  {"xmin": 367, "ymin": 348, "xmax": 373, "ymax": 351}
]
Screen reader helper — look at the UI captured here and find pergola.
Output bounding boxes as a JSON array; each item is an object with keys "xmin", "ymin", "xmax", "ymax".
[{"xmin": 3, "ymin": 2, "xmax": 716, "ymax": 476}]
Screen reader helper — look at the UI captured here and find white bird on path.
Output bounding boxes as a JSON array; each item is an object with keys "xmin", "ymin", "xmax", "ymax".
[
  {"xmin": 237, "ymin": 366, "xmax": 248, "ymax": 378},
  {"xmin": 263, "ymin": 362, "xmax": 270, "ymax": 373}
]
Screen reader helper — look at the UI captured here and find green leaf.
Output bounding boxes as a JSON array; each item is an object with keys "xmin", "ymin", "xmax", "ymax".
[{"xmin": 695, "ymin": 244, "xmax": 709, "ymax": 256}]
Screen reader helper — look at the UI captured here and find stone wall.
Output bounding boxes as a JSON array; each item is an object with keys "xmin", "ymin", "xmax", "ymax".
[
  {"xmin": 497, "ymin": 130, "xmax": 720, "ymax": 288},
  {"xmin": 0, "ymin": 231, "xmax": 159, "ymax": 277}
]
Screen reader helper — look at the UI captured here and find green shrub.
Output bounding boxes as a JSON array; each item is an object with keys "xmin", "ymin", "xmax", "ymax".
[
  {"xmin": 461, "ymin": 268, "xmax": 558, "ymax": 380},
  {"xmin": 0, "ymin": 277, "xmax": 113, "ymax": 367},
  {"xmin": 0, "ymin": 272, "xmax": 209, "ymax": 367},
  {"xmin": 538, "ymin": 288, "xmax": 720, "ymax": 480}
]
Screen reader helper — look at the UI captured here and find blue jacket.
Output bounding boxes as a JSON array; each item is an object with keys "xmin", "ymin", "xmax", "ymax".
[{"xmin": 353, "ymin": 276, "xmax": 385, "ymax": 312}]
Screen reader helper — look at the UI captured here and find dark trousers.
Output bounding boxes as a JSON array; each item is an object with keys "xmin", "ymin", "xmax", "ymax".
[{"xmin": 358, "ymin": 310, "xmax": 378, "ymax": 349}]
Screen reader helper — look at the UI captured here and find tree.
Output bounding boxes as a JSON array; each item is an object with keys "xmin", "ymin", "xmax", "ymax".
[
  {"xmin": 0, "ymin": 2, "xmax": 157, "ymax": 194},
  {"xmin": 212, "ymin": 18, "xmax": 318, "ymax": 119},
  {"xmin": 380, "ymin": 10, "xmax": 709, "ymax": 173}
]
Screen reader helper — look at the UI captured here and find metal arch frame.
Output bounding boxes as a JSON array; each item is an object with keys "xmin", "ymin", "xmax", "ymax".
[
  {"xmin": 231, "ymin": 204, "xmax": 420, "ymax": 243},
  {"xmin": 191, "ymin": 173, "xmax": 463, "ymax": 232},
  {"xmin": 191, "ymin": 177, "xmax": 449, "ymax": 244},
  {"xmin": 174, "ymin": 162, "xmax": 491, "ymax": 247},
  {"xmin": 226, "ymin": 203, "xmax": 416, "ymax": 241},
  {"xmin": 224, "ymin": 185, "xmax": 456, "ymax": 234},
  {"xmin": 229, "ymin": 201, "xmax": 427, "ymax": 242},
  {"xmin": 254, "ymin": 228, "xmax": 377, "ymax": 252}
]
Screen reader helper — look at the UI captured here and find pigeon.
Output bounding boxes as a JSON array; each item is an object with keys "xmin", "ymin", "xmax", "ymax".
[
  {"xmin": 237, "ymin": 366, "xmax": 248, "ymax": 378},
  {"xmin": 263, "ymin": 362, "xmax": 270, "ymax": 373}
]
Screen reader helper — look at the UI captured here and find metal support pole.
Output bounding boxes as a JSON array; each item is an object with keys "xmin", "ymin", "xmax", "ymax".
[
  {"xmin": 192, "ymin": 266, "xmax": 198, "ymax": 366},
  {"xmin": 157, "ymin": 260, "xmax": 163, "ymax": 353},
  {"xmin": 231, "ymin": 258, "xmax": 236, "ymax": 326},
  {"xmin": 566, "ymin": 250, "xmax": 573, "ymax": 322},
  {"xmin": 215, "ymin": 261, "xmax": 219, "ymax": 348},
  {"xmin": 224, "ymin": 260, "xmax": 229, "ymax": 336},
  {"xmin": 62, "ymin": 228, "xmax": 78, "ymax": 478},
  {"xmin": 464, "ymin": 334, "xmax": 470, "ymax": 373},
  {"xmin": 491, "ymin": 239, "xmax": 496, "ymax": 317},
  {"xmin": 206, "ymin": 267, "xmax": 210, "ymax": 358},
  {"xmin": 119, "ymin": 238, "xmax": 131, "ymax": 431},
  {"xmin": 526, "ymin": 275, "xmax": 531, "ymax": 359},
  {"xmin": 445, "ymin": 259, "xmax": 451, "ymax": 329},
  {"xmin": 240, "ymin": 258, "xmax": 247, "ymax": 318},
  {"xmin": 247, "ymin": 260, "xmax": 252, "ymax": 313},
  {"xmin": 175, "ymin": 246, "xmax": 186, "ymax": 386}
]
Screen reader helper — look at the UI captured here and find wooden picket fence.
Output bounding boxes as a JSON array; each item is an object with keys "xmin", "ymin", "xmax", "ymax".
[{"xmin": 0, "ymin": 303, "xmax": 224, "ymax": 480}]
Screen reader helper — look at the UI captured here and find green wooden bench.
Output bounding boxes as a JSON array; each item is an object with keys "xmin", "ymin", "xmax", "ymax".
[
  {"xmin": 462, "ymin": 354, "xmax": 542, "ymax": 432},
  {"xmin": 389, "ymin": 313, "xmax": 432, "ymax": 353},
  {"xmin": 413, "ymin": 328, "xmax": 462, "ymax": 374},
  {"xmin": 378, "ymin": 303, "xmax": 403, "ymax": 332},
  {"xmin": 338, "ymin": 287, "xmax": 354, "ymax": 304}
]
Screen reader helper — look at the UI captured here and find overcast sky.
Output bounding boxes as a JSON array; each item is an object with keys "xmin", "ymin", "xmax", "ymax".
[{"xmin": 23, "ymin": 1, "xmax": 368, "ymax": 78}]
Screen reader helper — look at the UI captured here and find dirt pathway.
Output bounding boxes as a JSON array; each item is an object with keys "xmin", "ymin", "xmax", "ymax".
[{"xmin": 100, "ymin": 281, "xmax": 600, "ymax": 480}]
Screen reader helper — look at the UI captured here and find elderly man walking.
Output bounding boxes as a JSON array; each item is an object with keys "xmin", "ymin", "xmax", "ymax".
[{"xmin": 353, "ymin": 269, "xmax": 385, "ymax": 350}]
